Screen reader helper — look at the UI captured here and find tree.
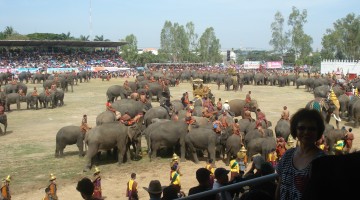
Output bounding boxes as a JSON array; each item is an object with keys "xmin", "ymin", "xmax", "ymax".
[
  {"xmin": 94, "ymin": 35, "xmax": 110, "ymax": 41},
  {"xmin": 120, "ymin": 34, "xmax": 138, "ymax": 65},
  {"xmin": 3, "ymin": 26, "xmax": 15, "ymax": 37},
  {"xmin": 160, "ymin": 21, "xmax": 173, "ymax": 62},
  {"xmin": 269, "ymin": 11, "xmax": 289, "ymax": 62},
  {"xmin": 79, "ymin": 35, "xmax": 90, "ymax": 41},
  {"xmin": 60, "ymin": 32, "xmax": 75, "ymax": 40},
  {"xmin": 198, "ymin": 27, "xmax": 222, "ymax": 64},
  {"xmin": 321, "ymin": 13, "xmax": 360, "ymax": 60},
  {"xmin": 288, "ymin": 6, "xmax": 313, "ymax": 64}
]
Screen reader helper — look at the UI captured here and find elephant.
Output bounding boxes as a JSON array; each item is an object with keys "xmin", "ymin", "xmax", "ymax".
[
  {"xmin": 106, "ymin": 85, "xmax": 132, "ymax": 102},
  {"xmin": 0, "ymin": 72, "xmax": 12, "ymax": 85},
  {"xmin": 228, "ymin": 99, "xmax": 259, "ymax": 117},
  {"xmin": 147, "ymin": 82, "xmax": 171, "ymax": 102},
  {"xmin": 55, "ymin": 125, "xmax": 86, "ymax": 157},
  {"xmin": 246, "ymin": 137, "xmax": 277, "ymax": 159},
  {"xmin": 277, "ymin": 76, "xmax": 287, "ymax": 87},
  {"xmin": 78, "ymin": 71, "xmax": 91, "ymax": 83},
  {"xmin": 338, "ymin": 94, "xmax": 350, "ymax": 118},
  {"xmin": 286, "ymin": 74, "xmax": 298, "ymax": 86},
  {"xmin": 32, "ymin": 73, "xmax": 49, "ymax": 84},
  {"xmin": 112, "ymin": 99, "xmax": 152, "ymax": 118},
  {"xmin": 274, "ymin": 119, "xmax": 291, "ymax": 141},
  {"xmin": 84, "ymin": 120, "xmax": 143, "ymax": 171},
  {"xmin": 323, "ymin": 128, "xmax": 348, "ymax": 154},
  {"xmin": 305, "ymin": 98, "xmax": 341, "ymax": 129},
  {"xmin": 96, "ymin": 110, "xmax": 117, "ymax": 126},
  {"xmin": 18, "ymin": 71, "xmax": 32, "ymax": 83},
  {"xmin": 313, "ymin": 85, "xmax": 331, "ymax": 98},
  {"xmin": 143, "ymin": 106, "xmax": 171, "ymax": 127},
  {"xmin": 254, "ymin": 73, "xmax": 265, "ymax": 85},
  {"xmin": 244, "ymin": 128, "xmax": 274, "ymax": 148},
  {"xmin": 26, "ymin": 93, "xmax": 39, "ymax": 110},
  {"xmin": 224, "ymin": 76, "xmax": 238, "ymax": 91},
  {"xmin": 43, "ymin": 80, "xmax": 57, "ymax": 90},
  {"xmin": 349, "ymin": 97, "xmax": 360, "ymax": 127},
  {"xmin": 296, "ymin": 77, "xmax": 307, "ymax": 89},
  {"xmin": 185, "ymin": 127, "xmax": 218, "ymax": 163},
  {"xmin": 0, "ymin": 113, "xmax": 7, "ymax": 134},
  {"xmin": 5, "ymin": 93, "xmax": 21, "ymax": 111},
  {"xmin": 238, "ymin": 118, "xmax": 256, "ymax": 134},
  {"xmin": 347, "ymin": 95, "xmax": 360, "ymax": 123},
  {"xmin": 225, "ymin": 134, "xmax": 244, "ymax": 165},
  {"xmin": 171, "ymin": 100, "xmax": 184, "ymax": 112},
  {"xmin": 38, "ymin": 92, "xmax": 53, "ymax": 108},
  {"xmin": 51, "ymin": 89, "xmax": 65, "ymax": 108},
  {"xmin": 267, "ymin": 74, "xmax": 278, "ymax": 86},
  {"xmin": 144, "ymin": 120, "xmax": 188, "ymax": 161}
]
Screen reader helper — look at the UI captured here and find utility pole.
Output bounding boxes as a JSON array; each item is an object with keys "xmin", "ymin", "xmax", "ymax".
[{"xmin": 89, "ymin": 0, "xmax": 93, "ymax": 41}]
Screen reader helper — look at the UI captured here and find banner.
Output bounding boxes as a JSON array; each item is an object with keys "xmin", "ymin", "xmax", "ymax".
[
  {"xmin": 266, "ymin": 61, "xmax": 282, "ymax": 69},
  {"xmin": 243, "ymin": 61, "xmax": 261, "ymax": 69}
]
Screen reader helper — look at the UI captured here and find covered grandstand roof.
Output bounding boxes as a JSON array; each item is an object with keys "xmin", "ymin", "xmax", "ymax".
[{"xmin": 0, "ymin": 40, "xmax": 127, "ymax": 48}]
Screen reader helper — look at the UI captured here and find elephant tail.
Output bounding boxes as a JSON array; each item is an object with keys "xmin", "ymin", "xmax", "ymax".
[{"xmin": 148, "ymin": 132, "xmax": 152, "ymax": 154}]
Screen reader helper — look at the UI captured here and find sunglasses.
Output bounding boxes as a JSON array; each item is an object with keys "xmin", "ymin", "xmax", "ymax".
[{"xmin": 297, "ymin": 126, "xmax": 317, "ymax": 132}]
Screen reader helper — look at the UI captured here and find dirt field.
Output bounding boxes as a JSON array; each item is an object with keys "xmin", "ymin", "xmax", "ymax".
[{"xmin": 0, "ymin": 77, "xmax": 357, "ymax": 200}]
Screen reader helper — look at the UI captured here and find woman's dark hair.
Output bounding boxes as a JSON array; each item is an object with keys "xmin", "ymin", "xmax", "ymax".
[
  {"xmin": 76, "ymin": 177, "xmax": 94, "ymax": 196},
  {"xmin": 290, "ymin": 108, "xmax": 325, "ymax": 141}
]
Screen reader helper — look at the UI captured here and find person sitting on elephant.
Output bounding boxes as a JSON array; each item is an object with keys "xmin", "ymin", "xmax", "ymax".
[
  {"xmin": 245, "ymin": 91, "xmax": 252, "ymax": 106},
  {"xmin": 255, "ymin": 120, "xmax": 265, "ymax": 137},
  {"xmin": 11, "ymin": 79, "xmax": 17, "ymax": 85},
  {"xmin": 0, "ymin": 103, "xmax": 4, "ymax": 115},
  {"xmin": 130, "ymin": 92, "xmax": 139, "ymax": 101},
  {"xmin": 172, "ymin": 111, "xmax": 179, "ymax": 121},
  {"xmin": 32, "ymin": 87, "xmax": 39, "ymax": 96},
  {"xmin": 256, "ymin": 108, "xmax": 268, "ymax": 127},
  {"xmin": 185, "ymin": 108, "xmax": 196, "ymax": 125},
  {"xmin": 123, "ymin": 80, "xmax": 130, "ymax": 91},
  {"xmin": 125, "ymin": 112, "xmax": 144, "ymax": 126},
  {"xmin": 149, "ymin": 76, "xmax": 156, "ymax": 83},
  {"xmin": 232, "ymin": 119, "xmax": 241, "ymax": 135},
  {"xmin": 281, "ymin": 106, "xmax": 290, "ymax": 121},
  {"xmin": 80, "ymin": 114, "xmax": 91, "ymax": 134},
  {"xmin": 106, "ymin": 100, "xmax": 116, "ymax": 113},
  {"xmin": 243, "ymin": 110, "xmax": 253, "ymax": 121},
  {"xmin": 18, "ymin": 87, "xmax": 25, "ymax": 96},
  {"xmin": 186, "ymin": 101, "xmax": 195, "ymax": 112},
  {"xmin": 51, "ymin": 84, "xmax": 57, "ymax": 91},
  {"xmin": 161, "ymin": 98, "xmax": 173, "ymax": 117},
  {"xmin": 202, "ymin": 107, "xmax": 216, "ymax": 119},
  {"xmin": 276, "ymin": 137, "xmax": 287, "ymax": 159},
  {"xmin": 216, "ymin": 98, "xmax": 222, "ymax": 111},
  {"xmin": 221, "ymin": 111, "xmax": 230, "ymax": 128},
  {"xmin": 45, "ymin": 87, "xmax": 51, "ymax": 97},
  {"xmin": 181, "ymin": 92, "xmax": 190, "ymax": 107},
  {"xmin": 213, "ymin": 116, "xmax": 222, "ymax": 134},
  {"xmin": 119, "ymin": 111, "xmax": 132, "ymax": 125},
  {"xmin": 139, "ymin": 92, "xmax": 148, "ymax": 104}
]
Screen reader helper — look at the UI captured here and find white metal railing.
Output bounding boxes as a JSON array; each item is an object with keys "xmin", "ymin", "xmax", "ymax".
[{"xmin": 177, "ymin": 173, "xmax": 278, "ymax": 200}]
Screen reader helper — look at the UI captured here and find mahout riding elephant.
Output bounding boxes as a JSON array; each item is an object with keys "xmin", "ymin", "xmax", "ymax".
[
  {"xmin": 147, "ymin": 82, "xmax": 171, "ymax": 102},
  {"xmin": 55, "ymin": 125, "xmax": 86, "ymax": 157},
  {"xmin": 26, "ymin": 93, "xmax": 39, "ymax": 110},
  {"xmin": 305, "ymin": 98, "xmax": 341, "ymax": 128},
  {"xmin": 38, "ymin": 92, "xmax": 52, "ymax": 108},
  {"xmin": 0, "ymin": 113, "xmax": 7, "ymax": 134},
  {"xmin": 43, "ymin": 80, "xmax": 57, "ymax": 90},
  {"xmin": 106, "ymin": 85, "xmax": 132, "ymax": 102},
  {"xmin": 267, "ymin": 74, "xmax": 278, "ymax": 86},
  {"xmin": 144, "ymin": 120, "xmax": 187, "ymax": 161},
  {"xmin": 274, "ymin": 119, "xmax": 290, "ymax": 141},
  {"xmin": 277, "ymin": 76, "xmax": 287, "ymax": 87},
  {"xmin": 32, "ymin": 73, "xmax": 49, "ymax": 84},
  {"xmin": 171, "ymin": 100, "xmax": 184, "ymax": 112},
  {"xmin": 224, "ymin": 76, "xmax": 238, "ymax": 91},
  {"xmin": 5, "ymin": 93, "xmax": 21, "ymax": 111},
  {"xmin": 84, "ymin": 120, "xmax": 143, "ymax": 171},
  {"xmin": 185, "ymin": 127, "xmax": 219, "ymax": 163},
  {"xmin": 238, "ymin": 118, "xmax": 256, "ymax": 134},
  {"xmin": 143, "ymin": 106, "xmax": 171, "ymax": 127},
  {"xmin": 4, "ymin": 83, "xmax": 18, "ymax": 94},
  {"xmin": 246, "ymin": 137, "xmax": 276, "ymax": 159},
  {"xmin": 244, "ymin": 128, "xmax": 274, "ymax": 148},
  {"xmin": 228, "ymin": 99, "xmax": 259, "ymax": 117},
  {"xmin": 286, "ymin": 74, "xmax": 298, "ymax": 86},
  {"xmin": 96, "ymin": 110, "xmax": 117, "ymax": 126},
  {"xmin": 112, "ymin": 99, "xmax": 152, "ymax": 118}
]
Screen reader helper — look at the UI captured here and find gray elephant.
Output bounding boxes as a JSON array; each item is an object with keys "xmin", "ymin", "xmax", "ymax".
[
  {"xmin": 349, "ymin": 96, "xmax": 360, "ymax": 127},
  {"xmin": 84, "ymin": 121, "xmax": 143, "ymax": 171},
  {"xmin": 296, "ymin": 77, "xmax": 307, "ymax": 89},
  {"xmin": 224, "ymin": 76, "xmax": 238, "ymax": 91},
  {"xmin": 96, "ymin": 110, "xmax": 117, "ymax": 126},
  {"xmin": 277, "ymin": 76, "xmax": 287, "ymax": 87},
  {"xmin": 238, "ymin": 118, "xmax": 256, "ymax": 134},
  {"xmin": 246, "ymin": 137, "xmax": 276, "ymax": 159},
  {"xmin": 254, "ymin": 73, "xmax": 265, "ymax": 85},
  {"xmin": 244, "ymin": 128, "xmax": 274, "ymax": 148},
  {"xmin": 229, "ymin": 99, "xmax": 259, "ymax": 118},
  {"xmin": 0, "ymin": 72, "xmax": 12, "ymax": 85},
  {"xmin": 147, "ymin": 82, "xmax": 171, "ymax": 102},
  {"xmin": 143, "ymin": 106, "xmax": 171, "ymax": 127},
  {"xmin": 106, "ymin": 85, "xmax": 132, "ymax": 102},
  {"xmin": 313, "ymin": 85, "xmax": 331, "ymax": 98},
  {"xmin": 78, "ymin": 71, "xmax": 91, "ymax": 83},
  {"xmin": 55, "ymin": 125, "xmax": 86, "ymax": 157},
  {"xmin": 26, "ymin": 93, "xmax": 39, "ymax": 110},
  {"xmin": 267, "ymin": 74, "xmax": 278, "ymax": 86},
  {"xmin": 5, "ymin": 93, "xmax": 21, "ymax": 111},
  {"xmin": 274, "ymin": 119, "xmax": 290, "ymax": 141},
  {"xmin": 324, "ymin": 128, "xmax": 347, "ymax": 154},
  {"xmin": 347, "ymin": 95, "xmax": 360, "ymax": 122},
  {"xmin": 225, "ymin": 134, "xmax": 243, "ymax": 165},
  {"xmin": 112, "ymin": 99, "xmax": 152, "ymax": 118},
  {"xmin": 185, "ymin": 127, "xmax": 218, "ymax": 163},
  {"xmin": 51, "ymin": 89, "xmax": 65, "ymax": 108},
  {"xmin": 144, "ymin": 120, "xmax": 187, "ymax": 161},
  {"xmin": 0, "ymin": 113, "xmax": 7, "ymax": 134},
  {"xmin": 338, "ymin": 94, "xmax": 350, "ymax": 118},
  {"xmin": 286, "ymin": 74, "xmax": 298, "ymax": 86},
  {"xmin": 38, "ymin": 92, "xmax": 52, "ymax": 108},
  {"xmin": 32, "ymin": 73, "xmax": 49, "ymax": 84},
  {"xmin": 171, "ymin": 100, "xmax": 184, "ymax": 112}
]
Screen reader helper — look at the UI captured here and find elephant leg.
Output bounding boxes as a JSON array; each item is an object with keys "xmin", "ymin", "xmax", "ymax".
[
  {"xmin": 117, "ymin": 144, "xmax": 127, "ymax": 165},
  {"xmin": 77, "ymin": 141, "xmax": 84, "ymax": 157},
  {"xmin": 83, "ymin": 145, "xmax": 99, "ymax": 172},
  {"xmin": 188, "ymin": 143, "xmax": 199, "ymax": 163},
  {"xmin": 55, "ymin": 144, "xmax": 60, "ymax": 157}
]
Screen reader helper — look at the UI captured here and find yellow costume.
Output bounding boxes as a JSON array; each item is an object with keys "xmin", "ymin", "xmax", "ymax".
[{"xmin": 329, "ymin": 89, "xmax": 340, "ymax": 110}]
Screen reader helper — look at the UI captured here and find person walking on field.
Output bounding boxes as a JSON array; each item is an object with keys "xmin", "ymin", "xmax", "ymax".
[
  {"xmin": 126, "ymin": 173, "xmax": 138, "ymax": 200},
  {"xmin": 92, "ymin": 167, "xmax": 102, "ymax": 199}
]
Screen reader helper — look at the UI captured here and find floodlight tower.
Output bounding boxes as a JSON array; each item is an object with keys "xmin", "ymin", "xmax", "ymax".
[{"xmin": 89, "ymin": 0, "xmax": 93, "ymax": 41}]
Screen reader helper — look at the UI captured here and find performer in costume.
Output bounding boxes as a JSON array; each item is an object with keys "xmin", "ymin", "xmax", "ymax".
[
  {"xmin": 92, "ymin": 166, "xmax": 102, "ymax": 199},
  {"xmin": 229, "ymin": 155, "xmax": 239, "ymax": 182},
  {"xmin": 48, "ymin": 174, "xmax": 58, "ymax": 200},
  {"xmin": 237, "ymin": 146, "xmax": 248, "ymax": 177},
  {"xmin": 1, "ymin": 175, "xmax": 11, "ymax": 200},
  {"xmin": 126, "ymin": 173, "xmax": 138, "ymax": 200}
]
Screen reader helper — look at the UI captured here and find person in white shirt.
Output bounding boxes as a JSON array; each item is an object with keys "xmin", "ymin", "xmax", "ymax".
[
  {"xmin": 212, "ymin": 168, "xmax": 233, "ymax": 200},
  {"xmin": 222, "ymin": 100, "xmax": 230, "ymax": 112}
]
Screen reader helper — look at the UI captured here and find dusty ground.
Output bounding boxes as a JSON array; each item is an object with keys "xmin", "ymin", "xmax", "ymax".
[{"xmin": 0, "ymin": 77, "xmax": 358, "ymax": 200}]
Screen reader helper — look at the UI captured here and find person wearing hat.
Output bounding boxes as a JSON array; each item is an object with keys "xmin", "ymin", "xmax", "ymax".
[
  {"xmin": 1, "ymin": 175, "xmax": 11, "ymax": 200},
  {"xmin": 213, "ymin": 168, "xmax": 232, "ymax": 200},
  {"xmin": 222, "ymin": 100, "xmax": 230, "ymax": 113},
  {"xmin": 126, "ymin": 173, "xmax": 138, "ymax": 200},
  {"xmin": 146, "ymin": 180, "xmax": 163, "ymax": 200},
  {"xmin": 170, "ymin": 156, "xmax": 181, "ymax": 193},
  {"xmin": 237, "ymin": 146, "xmax": 248, "ymax": 177},
  {"xmin": 92, "ymin": 166, "xmax": 102, "ymax": 199},
  {"xmin": 244, "ymin": 154, "xmax": 265, "ymax": 180},
  {"xmin": 229, "ymin": 155, "xmax": 239, "ymax": 182},
  {"xmin": 205, "ymin": 159, "xmax": 215, "ymax": 186},
  {"xmin": 80, "ymin": 114, "xmax": 91, "ymax": 134},
  {"xmin": 170, "ymin": 153, "xmax": 182, "ymax": 176},
  {"xmin": 188, "ymin": 168, "xmax": 216, "ymax": 200},
  {"xmin": 48, "ymin": 174, "xmax": 58, "ymax": 200}
]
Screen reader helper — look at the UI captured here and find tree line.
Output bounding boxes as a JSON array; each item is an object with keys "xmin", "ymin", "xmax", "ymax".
[{"xmin": 1, "ymin": 7, "xmax": 359, "ymax": 67}]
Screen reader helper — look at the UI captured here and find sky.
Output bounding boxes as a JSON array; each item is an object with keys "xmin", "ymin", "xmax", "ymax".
[{"xmin": 0, "ymin": 0, "xmax": 359, "ymax": 51}]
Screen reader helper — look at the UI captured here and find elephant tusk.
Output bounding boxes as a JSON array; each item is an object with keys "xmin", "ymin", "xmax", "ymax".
[{"xmin": 332, "ymin": 114, "xmax": 342, "ymax": 122}]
